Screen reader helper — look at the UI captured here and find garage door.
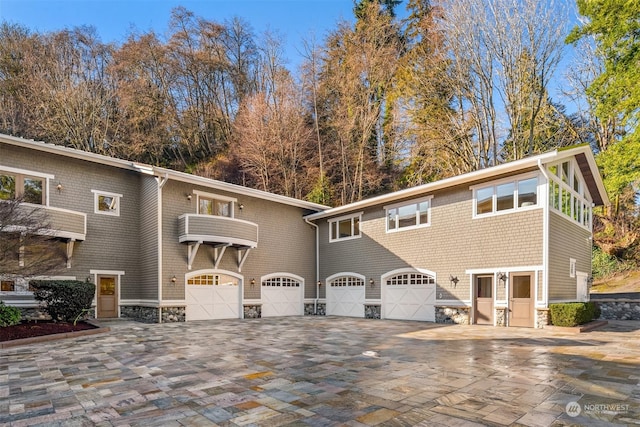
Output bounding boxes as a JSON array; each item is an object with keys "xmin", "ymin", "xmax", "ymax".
[
  {"xmin": 384, "ymin": 271, "xmax": 435, "ymax": 321},
  {"xmin": 261, "ymin": 276, "xmax": 303, "ymax": 317},
  {"xmin": 327, "ymin": 275, "xmax": 365, "ymax": 317},
  {"xmin": 186, "ymin": 273, "xmax": 241, "ymax": 320}
]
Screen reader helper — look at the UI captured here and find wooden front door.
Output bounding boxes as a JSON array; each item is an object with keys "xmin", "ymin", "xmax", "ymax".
[
  {"xmin": 98, "ymin": 276, "xmax": 117, "ymax": 318},
  {"xmin": 509, "ymin": 273, "xmax": 534, "ymax": 327},
  {"xmin": 474, "ymin": 275, "xmax": 494, "ymax": 325}
]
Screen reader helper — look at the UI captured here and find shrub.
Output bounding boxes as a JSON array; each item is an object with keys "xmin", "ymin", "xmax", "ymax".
[
  {"xmin": 30, "ymin": 280, "xmax": 95, "ymax": 322},
  {"xmin": 549, "ymin": 302, "xmax": 600, "ymax": 327},
  {"xmin": 0, "ymin": 301, "xmax": 22, "ymax": 327}
]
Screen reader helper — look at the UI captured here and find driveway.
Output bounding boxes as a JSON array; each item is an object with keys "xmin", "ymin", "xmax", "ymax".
[{"xmin": 1, "ymin": 317, "xmax": 639, "ymax": 426}]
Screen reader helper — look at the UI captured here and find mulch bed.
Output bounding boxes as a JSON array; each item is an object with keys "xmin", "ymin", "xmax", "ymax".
[{"xmin": 0, "ymin": 320, "xmax": 97, "ymax": 342}]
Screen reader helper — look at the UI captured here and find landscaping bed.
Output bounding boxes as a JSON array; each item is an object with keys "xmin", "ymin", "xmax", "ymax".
[{"xmin": 0, "ymin": 320, "xmax": 97, "ymax": 342}]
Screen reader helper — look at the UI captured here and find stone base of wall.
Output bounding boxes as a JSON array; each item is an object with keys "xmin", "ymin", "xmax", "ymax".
[
  {"xmin": 161, "ymin": 306, "xmax": 185, "ymax": 323},
  {"xmin": 596, "ymin": 301, "xmax": 640, "ymax": 320},
  {"xmin": 19, "ymin": 306, "xmax": 51, "ymax": 320},
  {"xmin": 536, "ymin": 309, "xmax": 549, "ymax": 329},
  {"xmin": 435, "ymin": 306, "xmax": 470, "ymax": 324},
  {"xmin": 304, "ymin": 303, "xmax": 326, "ymax": 316},
  {"xmin": 121, "ymin": 306, "xmax": 159, "ymax": 323},
  {"xmin": 495, "ymin": 307, "xmax": 506, "ymax": 326},
  {"xmin": 244, "ymin": 304, "xmax": 262, "ymax": 319},
  {"xmin": 365, "ymin": 305, "xmax": 381, "ymax": 319}
]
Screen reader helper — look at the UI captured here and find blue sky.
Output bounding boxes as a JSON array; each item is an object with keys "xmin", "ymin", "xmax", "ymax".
[{"xmin": 0, "ymin": 0, "xmax": 358, "ymax": 67}]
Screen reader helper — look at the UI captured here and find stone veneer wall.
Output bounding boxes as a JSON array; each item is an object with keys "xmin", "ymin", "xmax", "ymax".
[
  {"xmin": 304, "ymin": 303, "xmax": 326, "ymax": 316},
  {"xmin": 161, "ymin": 307, "xmax": 185, "ymax": 322},
  {"xmin": 121, "ymin": 306, "xmax": 159, "ymax": 323},
  {"xmin": 244, "ymin": 304, "xmax": 262, "ymax": 318},
  {"xmin": 365, "ymin": 305, "xmax": 381, "ymax": 319},
  {"xmin": 435, "ymin": 306, "xmax": 470, "ymax": 324},
  {"xmin": 495, "ymin": 308, "xmax": 506, "ymax": 326},
  {"xmin": 536, "ymin": 309, "xmax": 549, "ymax": 329},
  {"xmin": 595, "ymin": 300, "xmax": 640, "ymax": 320}
]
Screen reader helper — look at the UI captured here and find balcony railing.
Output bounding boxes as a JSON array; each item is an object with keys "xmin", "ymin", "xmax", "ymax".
[
  {"xmin": 8, "ymin": 203, "xmax": 86, "ymax": 241},
  {"xmin": 178, "ymin": 214, "xmax": 258, "ymax": 248}
]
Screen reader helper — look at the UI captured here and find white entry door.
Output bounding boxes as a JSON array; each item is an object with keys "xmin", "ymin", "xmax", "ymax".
[
  {"xmin": 261, "ymin": 276, "xmax": 303, "ymax": 317},
  {"xmin": 326, "ymin": 275, "xmax": 365, "ymax": 317},
  {"xmin": 186, "ymin": 272, "xmax": 241, "ymax": 321},
  {"xmin": 383, "ymin": 271, "xmax": 436, "ymax": 321}
]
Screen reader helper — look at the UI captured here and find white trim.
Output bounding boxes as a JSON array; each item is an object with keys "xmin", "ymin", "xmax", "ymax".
[
  {"xmin": 193, "ymin": 189, "xmax": 237, "ymax": 203},
  {"xmin": 90, "ymin": 270, "xmax": 124, "ymax": 319},
  {"xmin": 364, "ymin": 299, "xmax": 381, "ymax": 304},
  {"xmin": 469, "ymin": 171, "xmax": 539, "ymax": 190},
  {"xmin": 471, "ymin": 173, "xmax": 541, "ymax": 219},
  {"xmin": 0, "ymin": 165, "xmax": 55, "ymax": 180},
  {"xmin": 465, "ymin": 266, "xmax": 543, "ymax": 274},
  {"xmin": 434, "ymin": 300, "xmax": 471, "ymax": 307},
  {"xmin": 261, "ymin": 272, "xmax": 305, "ymax": 284},
  {"xmin": 538, "ymin": 159, "xmax": 550, "ymax": 309},
  {"xmin": 384, "ymin": 196, "xmax": 432, "ymax": 233},
  {"xmin": 382, "ymin": 267, "xmax": 437, "ymax": 281},
  {"xmin": 326, "ymin": 272, "xmax": 365, "ymax": 283},
  {"xmin": 91, "ymin": 189, "xmax": 122, "ymax": 216},
  {"xmin": 328, "ymin": 212, "xmax": 363, "ymax": 243},
  {"xmin": 569, "ymin": 258, "xmax": 577, "ymax": 278}
]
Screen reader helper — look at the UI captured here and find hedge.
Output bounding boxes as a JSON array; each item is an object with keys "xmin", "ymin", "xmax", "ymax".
[
  {"xmin": 0, "ymin": 301, "xmax": 22, "ymax": 327},
  {"xmin": 549, "ymin": 302, "xmax": 600, "ymax": 327},
  {"xmin": 30, "ymin": 280, "xmax": 95, "ymax": 323}
]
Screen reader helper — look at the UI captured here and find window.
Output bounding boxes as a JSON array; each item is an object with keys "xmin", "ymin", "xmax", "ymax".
[
  {"xmin": 386, "ymin": 272, "xmax": 435, "ymax": 286},
  {"xmin": 473, "ymin": 175, "xmax": 539, "ymax": 217},
  {"xmin": 194, "ymin": 190, "xmax": 235, "ymax": 218},
  {"xmin": 330, "ymin": 276, "xmax": 364, "ymax": 287},
  {"xmin": 92, "ymin": 190, "xmax": 122, "ymax": 216},
  {"xmin": 547, "ymin": 160, "xmax": 592, "ymax": 229},
  {"xmin": 386, "ymin": 197, "xmax": 431, "ymax": 232},
  {"xmin": 263, "ymin": 277, "xmax": 301, "ymax": 287},
  {"xmin": 329, "ymin": 213, "xmax": 361, "ymax": 242},
  {"xmin": 1, "ymin": 280, "xmax": 15, "ymax": 292},
  {"xmin": 0, "ymin": 169, "xmax": 46, "ymax": 204},
  {"xmin": 187, "ymin": 274, "xmax": 238, "ymax": 286}
]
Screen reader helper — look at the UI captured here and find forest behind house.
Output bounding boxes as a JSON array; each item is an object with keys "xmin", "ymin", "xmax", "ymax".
[{"xmin": 1, "ymin": 0, "xmax": 638, "ymax": 280}]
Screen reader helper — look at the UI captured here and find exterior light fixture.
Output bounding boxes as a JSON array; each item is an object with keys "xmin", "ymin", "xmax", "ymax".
[
  {"xmin": 449, "ymin": 275, "xmax": 459, "ymax": 287},
  {"xmin": 369, "ymin": 278, "xmax": 375, "ymax": 287},
  {"xmin": 56, "ymin": 182, "xmax": 63, "ymax": 193},
  {"xmin": 239, "ymin": 203, "xmax": 244, "ymax": 210},
  {"xmin": 171, "ymin": 275, "xmax": 177, "ymax": 284},
  {"xmin": 317, "ymin": 280, "xmax": 322, "ymax": 287},
  {"xmin": 498, "ymin": 272, "xmax": 507, "ymax": 284},
  {"xmin": 186, "ymin": 194, "xmax": 192, "ymax": 201},
  {"xmin": 250, "ymin": 278, "xmax": 256, "ymax": 286}
]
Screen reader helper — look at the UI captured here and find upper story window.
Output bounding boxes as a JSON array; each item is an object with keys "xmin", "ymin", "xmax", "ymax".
[
  {"xmin": 385, "ymin": 196, "xmax": 432, "ymax": 232},
  {"xmin": 473, "ymin": 174, "xmax": 539, "ymax": 217},
  {"xmin": 0, "ymin": 167, "xmax": 50, "ymax": 205},
  {"xmin": 548, "ymin": 160, "xmax": 592, "ymax": 229},
  {"xmin": 329, "ymin": 212, "xmax": 362, "ymax": 242},
  {"xmin": 194, "ymin": 190, "xmax": 235, "ymax": 218},
  {"xmin": 92, "ymin": 190, "xmax": 122, "ymax": 216}
]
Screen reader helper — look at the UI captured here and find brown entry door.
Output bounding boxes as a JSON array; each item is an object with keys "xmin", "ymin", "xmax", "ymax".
[
  {"xmin": 509, "ymin": 273, "xmax": 533, "ymax": 327},
  {"xmin": 98, "ymin": 276, "xmax": 117, "ymax": 318},
  {"xmin": 474, "ymin": 275, "xmax": 493, "ymax": 325}
]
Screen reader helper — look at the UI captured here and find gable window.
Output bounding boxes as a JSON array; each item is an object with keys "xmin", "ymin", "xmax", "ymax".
[
  {"xmin": 473, "ymin": 175, "xmax": 539, "ymax": 217},
  {"xmin": 547, "ymin": 160, "xmax": 592, "ymax": 228},
  {"xmin": 92, "ymin": 190, "xmax": 122, "ymax": 216},
  {"xmin": 0, "ymin": 168, "xmax": 47, "ymax": 205},
  {"xmin": 385, "ymin": 197, "xmax": 432, "ymax": 232},
  {"xmin": 329, "ymin": 212, "xmax": 361, "ymax": 242},
  {"xmin": 194, "ymin": 190, "xmax": 235, "ymax": 218}
]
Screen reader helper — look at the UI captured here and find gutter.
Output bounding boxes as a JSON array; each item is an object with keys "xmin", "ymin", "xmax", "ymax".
[{"xmin": 304, "ymin": 217, "xmax": 320, "ymax": 314}]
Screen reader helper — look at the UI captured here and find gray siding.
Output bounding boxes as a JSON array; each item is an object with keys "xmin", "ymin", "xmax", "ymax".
[
  {"xmin": 138, "ymin": 176, "xmax": 159, "ymax": 299},
  {"xmin": 548, "ymin": 211, "xmax": 591, "ymax": 301},
  {"xmin": 318, "ymin": 183, "xmax": 544, "ymax": 303},
  {"xmin": 161, "ymin": 180, "xmax": 317, "ymax": 300},
  {"xmin": 1, "ymin": 143, "xmax": 143, "ymax": 298}
]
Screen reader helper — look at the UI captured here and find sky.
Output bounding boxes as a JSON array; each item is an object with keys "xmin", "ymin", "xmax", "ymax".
[{"xmin": 0, "ymin": 0, "xmax": 358, "ymax": 68}]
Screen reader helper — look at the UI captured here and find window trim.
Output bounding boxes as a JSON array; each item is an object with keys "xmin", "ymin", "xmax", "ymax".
[
  {"xmin": 0, "ymin": 165, "xmax": 53, "ymax": 206},
  {"xmin": 92, "ymin": 190, "xmax": 122, "ymax": 216},
  {"xmin": 328, "ymin": 212, "xmax": 363, "ymax": 243},
  {"xmin": 193, "ymin": 189, "xmax": 237, "ymax": 218},
  {"xmin": 384, "ymin": 196, "xmax": 433, "ymax": 233},
  {"xmin": 470, "ymin": 172, "xmax": 540, "ymax": 218},
  {"xmin": 547, "ymin": 159, "xmax": 593, "ymax": 230}
]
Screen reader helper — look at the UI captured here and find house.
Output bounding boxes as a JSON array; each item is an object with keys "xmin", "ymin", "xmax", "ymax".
[{"xmin": 0, "ymin": 133, "xmax": 609, "ymax": 327}]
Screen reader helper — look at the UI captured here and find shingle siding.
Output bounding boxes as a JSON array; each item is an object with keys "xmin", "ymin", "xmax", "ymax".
[
  {"xmin": 548, "ymin": 211, "xmax": 591, "ymax": 301},
  {"xmin": 138, "ymin": 176, "xmax": 159, "ymax": 299},
  {"xmin": 318, "ymin": 183, "xmax": 544, "ymax": 302}
]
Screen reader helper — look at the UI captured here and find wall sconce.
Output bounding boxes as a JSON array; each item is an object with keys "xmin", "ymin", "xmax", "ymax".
[
  {"xmin": 171, "ymin": 275, "xmax": 177, "ymax": 284},
  {"xmin": 369, "ymin": 278, "xmax": 375, "ymax": 287},
  {"xmin": 498, "ymin": 272, "xmax": 507, "ymax": 284},
  {"xmin": 250, "ymin": 278, "xmax": 256, "ymax": 286},
  {"xmin": 449, "ymin": 275, "xmax": 459, "ymax": 287},
  {"xmin": 239, "ymin": 203, "xmax": 244, "ymax": 210},
  {"xmin": 186, "ymin": 194, "xmax": 192, "ymax": 201},
  {"xmin": 317, "ymin": 280, "xmax": 322, "ymax": 287},
  {"xmin": 56, "ymin": 182, "xmax": 63, "ymax": 193}
]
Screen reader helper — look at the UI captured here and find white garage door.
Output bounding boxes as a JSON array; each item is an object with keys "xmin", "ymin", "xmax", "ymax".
[
  {"xmin": 186, "ymin": 273, "xmax": 241, "ymax": 321},
  {"xmin": 384, "ymin": 272, "xmax": 436, "ymax": 321},
  {"xmin": 261, "ymin": 276, "xmax": 303, "ymax": 317},
  {"xmin": 327, "ymin": 275, "xmax": 365, "ymax": 317}
]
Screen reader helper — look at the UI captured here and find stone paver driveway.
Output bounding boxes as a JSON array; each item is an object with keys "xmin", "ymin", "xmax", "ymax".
[{"xmin": 1, "ymin": 317, "xmax": 639, "ymax": 426}]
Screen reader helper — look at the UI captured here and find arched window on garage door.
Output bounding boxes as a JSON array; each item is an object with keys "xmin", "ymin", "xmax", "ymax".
[
  {"xmin": 326, "ymin": 273, "xmax": 365, "ymax": 317},
  {"xmin": 261, "ymin": 273, "xmax": 303, "ymax": 317},
  {"xmin": 383, "ymin": 269, "xmax": 436, "ymax": 321},
  {"xmin": 185, "ymin": 271, "xmax": 241, "ymax": 321}
]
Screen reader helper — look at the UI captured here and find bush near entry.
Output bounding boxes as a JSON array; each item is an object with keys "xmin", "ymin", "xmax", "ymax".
[
  {"xmin": 30, "ymin": 280, "xmax": 95, "ymax": 323},
  {"xmin": 549, "ymin": 302, "xmax": 600, "ymax": 327},
  {"xmin": 0, "ymin": 301, "xmax": 22, "ymax": 327}
]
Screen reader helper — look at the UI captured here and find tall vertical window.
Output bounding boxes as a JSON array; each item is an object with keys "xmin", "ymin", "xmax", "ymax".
[
  {"xmin": 547, "ymin": 160, "xmax": 592, "ymax": 229},
  {"xmin": 329, "ymin": 213, "xmax": 362, "ymax": 242}
]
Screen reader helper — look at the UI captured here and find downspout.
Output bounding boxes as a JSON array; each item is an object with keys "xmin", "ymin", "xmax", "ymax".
[
  {"xmin": 305, "ymin": 217, "xmax": 319, "ymax": 314},
  {"xmin": 537, "ymin": 159, "xmax": 550, "ymax": 311}
]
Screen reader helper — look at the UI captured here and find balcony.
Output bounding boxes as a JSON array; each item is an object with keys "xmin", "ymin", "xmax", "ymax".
[
  {"xmin": 178, "ymin": 214, "xmax": 259, "ymax": 270},
  {"xmin": 9, "ymin": 203, "xmax": 87, "ymax": 241}
]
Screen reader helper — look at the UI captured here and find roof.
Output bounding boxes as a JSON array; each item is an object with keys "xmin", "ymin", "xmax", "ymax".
[
  {"xmin": 304, "ymin": 145, "xmax": 609, "ymax": 221},
  {"xmin": 0, "ymin": 133, "xmax": 329, "ymax": 212}
]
